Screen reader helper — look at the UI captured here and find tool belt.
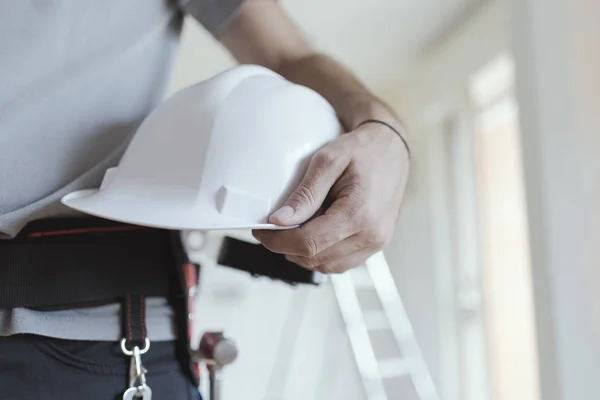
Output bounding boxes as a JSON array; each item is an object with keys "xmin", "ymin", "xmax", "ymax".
[{"xmin": 0, "ymin": 216, "xmax": 200, "ymax": 387}]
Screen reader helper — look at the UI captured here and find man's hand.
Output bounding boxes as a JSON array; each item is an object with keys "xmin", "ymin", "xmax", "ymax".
[
  {"xmin": 218, "ymin": 0, "xmax": 410, "ymax": 273},
  {"xmin": 252, "ymin": 124, "xmax": 409, "ymax": 274}
]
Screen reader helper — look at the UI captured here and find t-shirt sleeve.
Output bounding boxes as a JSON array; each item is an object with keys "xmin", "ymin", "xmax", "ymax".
[{"xmin": 181, "ymin": 0, "xmax": 247, "ymax": 34}]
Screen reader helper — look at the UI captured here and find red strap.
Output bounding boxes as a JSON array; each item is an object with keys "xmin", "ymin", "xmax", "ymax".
[
  {"xmin": 182, "ymin": 263, "xmax": 200, "ymax": 379},
  {"xmin": 28, "ymin": 225, "xmax": 149, "ymax": 238}
]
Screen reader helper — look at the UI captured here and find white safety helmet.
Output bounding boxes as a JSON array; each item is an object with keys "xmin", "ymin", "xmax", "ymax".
[{"xmin": 62, "ymin": 65, "xmax": 342, "ymax": 230}]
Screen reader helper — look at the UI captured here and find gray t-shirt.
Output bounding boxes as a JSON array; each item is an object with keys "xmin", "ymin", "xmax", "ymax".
[{"xmin": 0, "ymin": 0, "xmax": 245, "ymax": 340}]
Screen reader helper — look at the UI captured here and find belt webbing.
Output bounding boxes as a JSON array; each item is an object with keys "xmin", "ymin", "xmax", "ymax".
[
  {"xmin": 0, "ymin": 217, "xmax": 174, "ymax": 309},
  {"xmin": 122, "ymin": 294, "xmax": 148, "ymax": 350}
]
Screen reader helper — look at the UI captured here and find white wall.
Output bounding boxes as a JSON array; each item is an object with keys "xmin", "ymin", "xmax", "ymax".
[
  {"xmin": 391, "ymin": 1, "xmax": 600, "ymax": 399},
  {"xmin": 507, "ymin": 0, "xmax": 600, "ymax": 398},
  {"xmin": 382, "ymin": 2, "xmax": 508, "ymax": 398}
]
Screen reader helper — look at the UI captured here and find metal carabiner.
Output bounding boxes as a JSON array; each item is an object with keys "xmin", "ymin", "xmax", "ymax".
[
  {"xmin": 123, "ymin": 386, "xmax": 152, "ymax": 400},
  {"xmin": 121, "ymin": 338, "xmax": 152, "ymax": 399}
]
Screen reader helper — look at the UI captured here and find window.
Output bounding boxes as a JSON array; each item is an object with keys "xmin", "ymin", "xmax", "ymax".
[
  {"xmin": 469, "ymin": 54, "xmax": 540, "ymax": 400},
  {"xmin": 440, "ymin": 54, "xmax": 540, "ymax": 400}
]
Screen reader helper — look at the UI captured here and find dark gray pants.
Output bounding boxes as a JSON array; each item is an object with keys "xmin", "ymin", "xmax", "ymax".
[{"xmin": 0, "ymin": 334, "xmax": 201, "ymax": 400}]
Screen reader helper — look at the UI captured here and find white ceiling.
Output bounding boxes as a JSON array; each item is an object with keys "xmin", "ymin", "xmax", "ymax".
[
  {"xmin": 171, "ymin": 0, "xmax": 480, "ymax": 95},
  {"xmin": 283, "ymin": 0, "xmax": 479, "ymax": 91}
]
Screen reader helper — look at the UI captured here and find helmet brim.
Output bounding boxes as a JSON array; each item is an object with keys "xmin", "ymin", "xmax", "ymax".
[{"xmin": 61, "ymin": 190, "xmax": 297, "ymax": 231}]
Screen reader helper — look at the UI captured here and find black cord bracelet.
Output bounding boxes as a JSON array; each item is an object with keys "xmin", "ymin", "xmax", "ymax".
[{"xmin": 356, "ymin": 119, "xmax": 411, "ymax": 158}]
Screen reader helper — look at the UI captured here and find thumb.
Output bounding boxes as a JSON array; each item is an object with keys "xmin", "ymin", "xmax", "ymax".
[{"xmin": 270, "ymin": 150, "xmax": 347, "ymax": 226}]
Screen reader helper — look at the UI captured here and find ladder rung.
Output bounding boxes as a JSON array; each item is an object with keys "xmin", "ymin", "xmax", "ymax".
[
  {"xmin": 377, "ymin": 358, "xmax": 412, "ymax": 379},
  {"xmin": 332, "ymin": 253, "xmax": 441, "ymax": 400},
  {"xmin": 331, "ymin": 274, "xmax": 388, "ymax": 400},
  {"xmin": 366, "ymin": 252, "xmax": 440, "ymax": 400}
]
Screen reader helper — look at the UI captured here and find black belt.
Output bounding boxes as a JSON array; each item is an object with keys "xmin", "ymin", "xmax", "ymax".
[
  {"xmin": 0, "ymin": 216, "xmax": 200, "ymax": 387},
  {"xmin": 0, "ymin": 216, "xmax": 180, "ymax": 309}
]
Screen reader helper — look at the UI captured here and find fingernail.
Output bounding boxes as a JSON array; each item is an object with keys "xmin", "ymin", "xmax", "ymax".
[{"xmin": 270, "ymin": 205, "xmax": 295, "ymax": 222}]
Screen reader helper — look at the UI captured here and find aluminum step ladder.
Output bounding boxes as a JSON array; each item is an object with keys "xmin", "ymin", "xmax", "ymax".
[{"xmin": 330, "ymin": 252, "xmax": 440, "ymax": 400}]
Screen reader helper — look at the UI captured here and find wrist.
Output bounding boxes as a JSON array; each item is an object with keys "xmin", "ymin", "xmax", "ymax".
[
  {"xmin": 344, "ymin": 97, "xmax": 406, "ymax": 135},
  {"xmin": 344, "ymin": 98, "xmax": 410, "ymax": 157},
  {"xmin": 356, "ymin": 119, "xmax": 411, "ymax": 159}
]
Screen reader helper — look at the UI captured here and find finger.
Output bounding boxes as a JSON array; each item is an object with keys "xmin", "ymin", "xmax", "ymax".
[
  {"xmin": 316, "ymin": 249, "xmax": 372, "ymax": 274},
  {"xmin": 269, "ymin": 149, "xmax": 348, "ymax": 226},
  {"xmin": 285, "ymin": 234, "xmax": 364, "ymax": 269},
  {"xmin": 254, "ymin": 197, "xmax": 357, "ymax": 257}
]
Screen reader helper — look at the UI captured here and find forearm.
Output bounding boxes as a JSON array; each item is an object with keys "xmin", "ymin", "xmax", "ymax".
[
  {"xmin": 276, "ymin": 53, "xmax": 404, "ymax": 135},
  {"xmin": 218, "ymin": 0, "xmax": 404, "ymax": 138}
]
